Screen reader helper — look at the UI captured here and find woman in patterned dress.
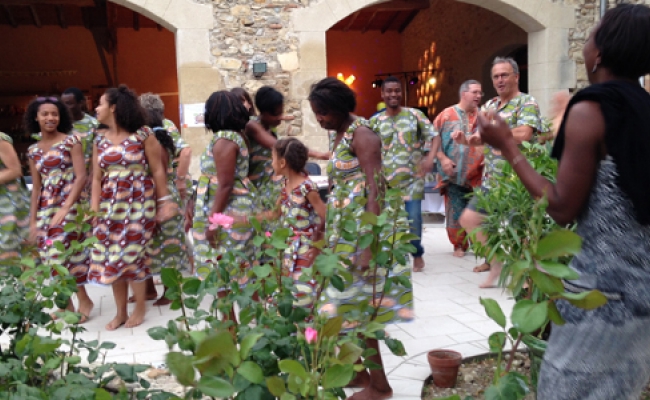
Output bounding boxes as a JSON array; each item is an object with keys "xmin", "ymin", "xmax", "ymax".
[
  {"xmin": 0, "ymin": 132, "xmax": 29, "ymax": 262},
  {"xmin": 89, "ymin": 85, "xmax": 177, "ymax": 330},
  {"xmin": 190, "ymin": 91, "xmax": 256, "ymax": 296},
  {"xmin": 25, "ymin": 96, "xmax": 92, "ymax": 320},
  {"xmin": 479, "ymin": 5, "xmax": 650, "ymax": 399},
  {"xmin": 308, "ymin": 77, "xmax": 414, "ymax": 400},
  {"xmin": 140, "ymin": 107, "xmax": 189, "ymax": 306}
]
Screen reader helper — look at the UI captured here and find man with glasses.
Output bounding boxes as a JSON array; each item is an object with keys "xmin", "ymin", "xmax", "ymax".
[
  {"xmin": 434, "ymin": 80, "xmax": 485, "ymax": 258},
  {"xmin": 455, "ymin": 57, "xmax": 542, "ymax": 287},
  {"xmin": 370, "ymin": 76, "xmax": 440, "ymax": 273}
]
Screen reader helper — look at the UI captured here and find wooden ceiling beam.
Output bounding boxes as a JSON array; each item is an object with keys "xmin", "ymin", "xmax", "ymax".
[
  {"xmin": 361, "ymin": 10, "xmax": 378, "ymax": 33},
  {"xmin": 29, "ymin": 5, "xmax": 41, "ymax": 27},
  {"xmin": 132, "ymin": 10, "xmax": 139, "ymax": 31},
  {"xmin": 55, "ymin": 4, "xmax": 67, "ymax": 28},
  {"xmin": 0, "ymin": 0, "xmax": 94, "ymax": 6},
  {"xmin": 1, "ymin": 5, "xmax": 17, "ymax": 27},
  {"xmin": 365, "ymin": 0, "xmax": 429, "ymax": 11},
  {"xmin": 380, "ymin": 10, "xmax": 401, "ymax": 33},
  {"xmin": 398, "ymin": 9, "xmax": 419, "ymax": 33},
  {"xmin": 343, "ymin": 11, "xmax": 359, "ymax": 32}
]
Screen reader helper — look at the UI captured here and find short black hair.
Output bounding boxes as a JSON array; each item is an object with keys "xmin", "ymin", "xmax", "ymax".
[
  {"xmin": 62, "ymin": 87, "xmax": 85, "ymax": 103},
  {"xmin": 381, "ymin": 75, "xmax": 401, "ymax": 89},
  {"xmin": 24, "ymin": 96, "xmax": 73, "ymax": 134},
  {"xmin": 204, "ymin": 91, "xmax": 250, "ymax": 133},
  {"xmin": 104, "ymin": 85, "xmax": 147, "ymax": 133},
  {"xmin": 308, "ymin": 77, "xmax": 356, "ymax": 116},
  {"xmin": 274, "ymin": 138, "xmax": 308, "ymax": 173},
  {"xmin": 255, "ymin": 86, "xmax": 284, "ymax": 114},
  {"xmin": 596, "ymin": 4, "xmax": 650, "ymax": 79}
]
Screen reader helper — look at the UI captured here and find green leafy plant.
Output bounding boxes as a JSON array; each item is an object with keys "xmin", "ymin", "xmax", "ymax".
[
  {"xmin": 437, "ymin": 143, "xmax": 607, "ymax": 400},
  {"xmin": 0, "ymin": 207, "xmax": 168, "ymax": 399},
  {"xmin": 148, "ymin": 184, "xmax": 413, "ymax": 399}
]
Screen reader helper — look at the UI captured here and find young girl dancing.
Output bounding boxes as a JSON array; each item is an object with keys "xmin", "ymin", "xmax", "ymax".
[{"xmin": 246, "ymin": 138, "xmax": 326, "ymax": 308}]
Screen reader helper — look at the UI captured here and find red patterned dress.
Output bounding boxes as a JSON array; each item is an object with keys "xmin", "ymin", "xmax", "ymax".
[
  {"xmin": 280, "ymin": 175, "xmax": 322, "ymax": 308},
  {"xmin": 28, "ymin": 135, "xmax": 88, "ymax": 284},
  {"xmin": 88, "ymin": 128, "xmax": 156, "ymax": 285}
]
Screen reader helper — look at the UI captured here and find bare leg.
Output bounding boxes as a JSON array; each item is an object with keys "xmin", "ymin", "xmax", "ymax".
[
  {"xmin": 106, "ymin": 281, "xmax": 129, "ymax": 330},
  {"xmin": 459, "ymin": 209, "xmax": 500, "ymax": 287},
  {"xmin": 348, "ymin": 338, "xmax": 393, "ymax": 400},
  {"xmin": 76, "ymin": 285, "xmax": 94, "ymax": 323},
  {"xmin": 125, "ymin": 280, "xmax": 147, "ymax": 328},
  {"xmin": 128, "ymin": 278, "xmax": 157, "ymax": 303}
]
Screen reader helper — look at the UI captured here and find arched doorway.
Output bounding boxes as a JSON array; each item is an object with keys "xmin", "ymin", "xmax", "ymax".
[{"xmin": 292, "ymin": 0, "xmax": 576, "ymax": 136}]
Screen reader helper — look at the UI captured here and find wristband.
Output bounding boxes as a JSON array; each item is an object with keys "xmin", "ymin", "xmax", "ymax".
[
  {"xmin": 512, "ymin": 154, "xmax": 526, "ymax": 166},
  {"xmin": 157, "ymin": 195, "xmax": 172, "ymax": 203}
]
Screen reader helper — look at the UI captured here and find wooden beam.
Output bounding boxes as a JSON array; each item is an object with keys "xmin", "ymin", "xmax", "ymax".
[
  {"xmin": 1, "ymin": 5, "xmax": 17, "ymax": 28},
  {"xmin": 381, "ymin": 11, "xmax": 401, "ymax": 33},
  {"xmin": 29, "ymin": 5, "xmax": 41, "ymax": 27},
  {"xmin": 0, "ymin": 0, "xmax": 94, "ymax": 6},
  {"xmin": 156, "ymin": 23, "xmax": 162, "ymax": 31},
  {"xmin": 132, "ymin": 11, "xmax": 139, "ymax": 31},
  {"xmin": 55, "ymin": 5, "xmax": 67, "ymax": 28},
  {"xmin": 361, "ymin": 10, "xmax": 378, "ymax": 33},
  {"xmin": 343, "ymin": 11, "xmax": 359, "ymax": 32},
  {"xmin": 398, "ymin": 10, "xmax": 419, "ymax": 33},
  {"xmin": 366, "ymin": 0, "xmax": 429, "ymax": 11}
]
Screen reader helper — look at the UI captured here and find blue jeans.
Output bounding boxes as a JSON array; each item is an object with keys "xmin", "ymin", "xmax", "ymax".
[{"xmin": 404, "ymin": 199, "xmax": 424, "ymax": 258}]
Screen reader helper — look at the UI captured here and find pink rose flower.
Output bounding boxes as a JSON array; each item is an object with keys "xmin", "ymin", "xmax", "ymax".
[
  {"xmin": 305, "ymin": 327, "xmax": 318, "ymax": 344},
  {"xmin": 265, "ymin": 231, "xmax": 271, "ymax": 237},
  {"xmin": 45, "ymin": 239, "xmax": 53, "ymax": 246},
  {"xmin": 208, "ymin": 213, "xmax": 234, "ymax": 231}
]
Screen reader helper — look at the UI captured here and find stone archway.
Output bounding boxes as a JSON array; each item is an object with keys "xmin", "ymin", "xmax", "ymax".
[
  {"xmin": 292, "ymin": 0, "xmax": 577, "ymax": 138},
  {"xmin": 108, "ymin": 0, "xmax": 218, "ymax": 176}
]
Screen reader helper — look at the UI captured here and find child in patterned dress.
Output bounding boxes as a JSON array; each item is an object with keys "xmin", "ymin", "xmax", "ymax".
[{"xmin": 242, "ymin": 138, "xmax": 326, "ymax": 308}]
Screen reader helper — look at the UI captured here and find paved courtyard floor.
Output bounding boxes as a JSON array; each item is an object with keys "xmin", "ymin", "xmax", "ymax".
[{"xmin": 26, "ymin": 220, "xmax": 516, "ymax": 399}]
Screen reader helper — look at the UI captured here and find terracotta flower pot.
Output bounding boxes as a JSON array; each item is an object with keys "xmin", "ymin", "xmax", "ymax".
[{"xmin": 427, "ymin": 349, "xmax": 462, "ymax": 388}]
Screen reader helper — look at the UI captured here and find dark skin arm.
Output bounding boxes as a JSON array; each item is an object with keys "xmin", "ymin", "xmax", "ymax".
[
  {"xmin": 478, "ymin": 101, "xmax": 605, "ymax": 225},
  {"xmin": 350, "ymin": 125, "xmax": 384, "ymax": 268},
  {"xmin": 246, "ymin": 120, "xmax": 330, "ymax": 162},
  {"xmin": 28, "ymin": 157, "xmax": 42, "ymax": 243},
  {"xmin": 205, "ymin": 138, "xmax": 239, "ymax": 246}
]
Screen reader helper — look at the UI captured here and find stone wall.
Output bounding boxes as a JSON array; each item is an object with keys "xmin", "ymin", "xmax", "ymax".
[{"xmin": 207, "ymin": 0, "xmax": 314, "ymax": 146}]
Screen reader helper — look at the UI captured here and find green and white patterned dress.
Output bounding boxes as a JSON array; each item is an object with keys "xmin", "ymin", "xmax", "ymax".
[
  {"xmin": 0, "ymin": 133, "xmax": 29, "ymax": 262},
  {"xmin": 192, "ymin": 131, "xmax": 257, "ymax": 278},
  {"xmin": 248, "ymin": 121, "xmax": 283, "ymax": 211},
  {"xmin": 319, "ymin": 118, "xmax": 414, "ymax": 325},
  {"xmin": 71, "ymin": 113, "xmax": 98, "ymax": 167},
  {"xmin": 149, "ymin": 144, "xmax": 189, "ymax": 275}
]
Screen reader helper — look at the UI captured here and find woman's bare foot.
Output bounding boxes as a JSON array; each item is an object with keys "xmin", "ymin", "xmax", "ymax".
[
  {"xmin": 472, "ymin": 262, "xmax": 490, "ymax": 273},
  {"xmin": 50, "ymin": 309, "xmax": 65, "ymax": 321},
  {"xmin": 347, "ymin": 385, "xmax": 393, "ymax": 400},
  {"xmin": 479, "ymin": 264, "xmax": 502, "ymax": 288},
  {"xmin": 106, "ymin": 315, "xmax": 127, "ymax": 331},
  {"xmin": 453, "ymin": 248, "xmax": 465, "ymax": 257},
  {"xmin": 125, "ymin": 306, "xmax": 146, "ymax": 328},
  {"xmin": 77, "ymin": 300, "xmax": 94, "ymax": 324}
]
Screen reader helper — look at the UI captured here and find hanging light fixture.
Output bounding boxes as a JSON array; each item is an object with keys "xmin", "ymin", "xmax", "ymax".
[
  {"xmin": 408, "ymin": 76, "xmax": 419, "ymax": 85},
  {"xmin": 428, "ymin": 76, "xmax": 437, "ymax": 85},
  {"xmin": 372, "ymin": 79, "xmax": 383, "ymax": 89}
]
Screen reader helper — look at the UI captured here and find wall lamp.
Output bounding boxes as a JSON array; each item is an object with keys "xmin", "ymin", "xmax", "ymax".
[{"xmin": 252, "ymin": 62, "xmax": 267, "ymax": 78}]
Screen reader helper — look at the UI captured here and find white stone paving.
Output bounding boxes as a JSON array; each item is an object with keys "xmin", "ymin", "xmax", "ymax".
[{"xmin": 10, "ymin": 221, "xmax": 515, "ymax": 399}]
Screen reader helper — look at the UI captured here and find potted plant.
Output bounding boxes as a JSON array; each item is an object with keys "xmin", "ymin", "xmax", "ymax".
[{"xmin": 436, "ymin": 141, "xmax": 608, "ymax": 400}]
